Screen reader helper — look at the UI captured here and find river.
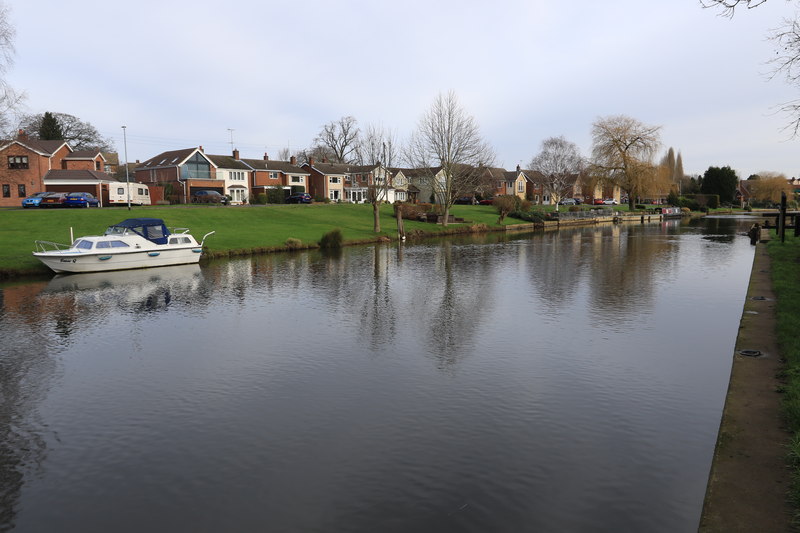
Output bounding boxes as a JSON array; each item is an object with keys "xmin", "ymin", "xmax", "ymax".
[{"xmin": 0, "ymin": 216, "xmax": 756, "ymax": 532}]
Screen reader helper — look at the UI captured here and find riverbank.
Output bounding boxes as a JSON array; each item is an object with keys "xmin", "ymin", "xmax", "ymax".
[
  {"xmin": 699, "ymin": 238, "xmax": 795, "ymax": 531},
  {"xmin": 0, "ymin": 203, "xmax": 684, "ymax": 278}
]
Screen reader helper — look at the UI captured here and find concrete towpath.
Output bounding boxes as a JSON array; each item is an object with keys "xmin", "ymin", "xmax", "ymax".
[{"xmin": 699, "ymin": 242, "xmax": 793, "ymax": 531}]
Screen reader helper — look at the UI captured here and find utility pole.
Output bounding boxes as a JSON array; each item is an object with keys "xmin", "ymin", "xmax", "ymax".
[{"xmin": 122, "ymin": 125, "xmax": 130, "ymax": 211}]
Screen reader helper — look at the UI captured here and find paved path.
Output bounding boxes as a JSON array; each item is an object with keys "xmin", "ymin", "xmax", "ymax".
[{"xmin": 699, "ymin": 243, "xmax": 793, "ymax": 531}]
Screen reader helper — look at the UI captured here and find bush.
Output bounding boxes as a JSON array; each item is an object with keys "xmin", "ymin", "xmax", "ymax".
[
  {"xmin": 493, "ymin": 195, "xmax": 517, "ymax": 223},
  {"xmin": 285, "ymin": 238, "xmax": 302, "ymax": 249},
  {"xmin": 395, "ymin": 203, "xmax": 433, "ymax": 220},
  {"xmin": 319, "ymin": 228, "xmax": 343, "ymax": 249},
  {"xmin": 265, "ymin": 188, "xmax": 285, "ymax": 204},
  {"xmin": 255, "ymin": 193, "xmax": 268, "ymax": 205},
  {"xmin": 568, "ymin": 205, "xmax": 581, "ymax": 212}
]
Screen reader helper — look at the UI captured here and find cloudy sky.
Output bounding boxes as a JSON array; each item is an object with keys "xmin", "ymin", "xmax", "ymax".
[{"xmin": 5, "ymin": 0, "xmax": 800, "ymax": 178}]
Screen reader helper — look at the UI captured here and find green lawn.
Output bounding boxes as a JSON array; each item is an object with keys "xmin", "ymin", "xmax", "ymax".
[{"xmin": 0, "ymin": 203, "xmax": 515, "ymax": 275}]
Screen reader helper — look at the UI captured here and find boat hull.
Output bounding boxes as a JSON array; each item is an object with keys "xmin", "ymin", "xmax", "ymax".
[{"xmin": 34, "ymin": 247, "xmax": 203, "ymax": 273}]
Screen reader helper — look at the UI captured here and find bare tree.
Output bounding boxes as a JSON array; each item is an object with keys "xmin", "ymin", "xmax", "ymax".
[
  {"xmin": 359, "ymin": 124, "xmax": 398, "ymax": 232},
  {"xmin": 313, "ymin": 115, "xmax": 360, "ymax": 163},
  {"xmin": 590, "ymin": 115, "xmax": 661, "ymax": 208},
  {"xmin": 702, "ymin": 0, "xmax": 800, "ymax": 134},
  {"xmin": 277, "ymin": 147, "xmax": 292, "ymax": 161},
  {"xmin": 0, "ymin": 1, "xmax": 24, "ymax": 137},
  {"xmin": 405, "ymin": 91, "xmax": 495, "ymax": 227},
  {"xmin": 529, "ymin": 136, "xmax": 584, "ymax": 211},
  {"xmin": 19, "ymin": 112, "xmax": 114, "ymax": 151}
]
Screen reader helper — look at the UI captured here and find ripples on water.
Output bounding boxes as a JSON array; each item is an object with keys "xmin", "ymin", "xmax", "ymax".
[{"xmin": 0, "ymin": 218, "xmax": 756, "ymax": 532}]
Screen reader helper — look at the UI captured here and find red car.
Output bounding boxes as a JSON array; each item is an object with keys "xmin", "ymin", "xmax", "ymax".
[
  {"xmin": 39, "ymin": 192, "xmax": 68, "ymax": 208},
  {"xmin": 592, "ymin": 198, "xmax": 605, "ymax": 205}
]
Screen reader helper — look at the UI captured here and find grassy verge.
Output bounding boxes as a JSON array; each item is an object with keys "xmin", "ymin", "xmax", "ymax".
[
  {"xmin": 0, "ymin": 203, "xmax": 516, "ymax": 276},
  {"xmin": 768, "ymin": 233, "xmax": 800, "ymax": 512}
]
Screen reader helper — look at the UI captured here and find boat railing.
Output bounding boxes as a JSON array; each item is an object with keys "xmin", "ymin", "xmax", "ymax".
[
  {"xmin": 200, "ymin": 231, "xmax": 215, "ymax": 246},
  {"xmin": 34, "ymin": 240, "xmax": 71, "ymax": 253},
  {"xmin": 171, "ymin": 227, "xmax": 191, "ymax": 234}
]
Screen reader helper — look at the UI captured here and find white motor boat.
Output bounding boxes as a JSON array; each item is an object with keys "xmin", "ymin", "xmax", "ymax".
[{"xmin": 33, "ymin": 218, "xmax": 215, "ymax": 274}]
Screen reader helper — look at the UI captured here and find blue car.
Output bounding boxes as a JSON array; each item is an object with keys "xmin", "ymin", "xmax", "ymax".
[
  {"xmin": 63, "ymin": 192, "xmax": 100, "ymax": 208},
  {"xmin": 286, "ymin": 193, "xmax": 312, "ymax": 204},
  {"xmin": 21, "ymin": 191, "xmax": 50, "ymax": 208}
]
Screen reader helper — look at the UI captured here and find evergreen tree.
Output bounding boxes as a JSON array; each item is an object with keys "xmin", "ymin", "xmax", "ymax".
[
  {"xmin": 38, "ymin": 111, "xmax": 63, "ymax": 140},
  {"xmin": 701, "ymin": 165, "xmax": 739, "ymax": 204},
  {"xmin": 674, "ymin": 152, "xmax": 684, "ymax": 182}
]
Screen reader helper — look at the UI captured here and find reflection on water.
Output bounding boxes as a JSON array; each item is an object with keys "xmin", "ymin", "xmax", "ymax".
[{"xmin": 0, "ymin": 218, "xmax": 756, "ymax": 532}]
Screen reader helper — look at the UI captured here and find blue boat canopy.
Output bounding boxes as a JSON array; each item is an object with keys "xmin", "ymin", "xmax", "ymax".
[{"xmin": 105, "ymin": 218, "xmax": 170, "ymax": 244}]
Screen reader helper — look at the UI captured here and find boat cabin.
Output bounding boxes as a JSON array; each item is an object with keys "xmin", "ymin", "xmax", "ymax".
[{"xmin": 105, "ymin": 218, "xmax": 171, "ymax": 244}]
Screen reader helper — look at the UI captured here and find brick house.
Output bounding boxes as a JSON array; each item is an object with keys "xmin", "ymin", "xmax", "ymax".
[
  {"xmin": 62, "ymin": 150, "xmax": 106, "ymax": 172},
  {"xmin": 487, "ymin": 167, "xmax": 528, "ymax": 200},
  {"xmin": 135, "ymin": 146, "xmax": 220, "ymax": 203},
  {"xmin": 0, "ymin": 135, "xmax": 70, "ymax": 207},
  {"xmin": 242, "ymin": 154, "xmax": 309, "ymax": 198},
  {"xmin": 302, "ymin": 158, "xmax": 347, "ymax": 201}
]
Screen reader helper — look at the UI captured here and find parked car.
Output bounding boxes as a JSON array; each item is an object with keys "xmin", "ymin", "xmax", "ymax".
[
  {"xmin": 21, "ymin": 192, "xmax": 50, "ymax": 208},
  {"xmin": 39, "ymin": 192, "xmax": 68, "ymax": 208},
  {"xmin": 592, "ymin": 198, "xmax": 605, "ymax": 205},
  {"xmin": 191, "ymin": 190, "xmax": 229, "ymax": 204},
  {"xmin": 603, "ymin": 199, "xmax": 618, "ymax": 205},
  {"xmin": 558, "ymin": 198, "xmax": 578, "ymax": 205},
  {"xmin": 63, "ymin": 192, "xmax": 100, "ymax": 208},
  {"xmin": 478, "ymin": 198, "xmax": 494, "ymax": 205},
  {"xmin": 286, "ymin": 193, "xmax": 312, "ymax": 204},
  {"xmin": 453, "ymin": 196, "xmax": 475, "ymax": 205}
]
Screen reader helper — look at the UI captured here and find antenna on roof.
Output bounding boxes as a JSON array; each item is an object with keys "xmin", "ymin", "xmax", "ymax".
[{"xmin": 227, "ymin": 128, "xmax": 235, "ymax": 151}]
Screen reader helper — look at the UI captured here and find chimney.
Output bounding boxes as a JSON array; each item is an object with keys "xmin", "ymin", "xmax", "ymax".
[
  {"xmin": 290, "ymin": 156, "xmax": 297, "ymax": 165},
  {"xmin": 233, "ymin": 148, "xmax": 239, "ymax": 160},
  {"xmin": 309, "ymin": 157, "xmax": 315, "ymax": 166},
  {"xmin": 199, "ymin": 145, "xmax": 204, "ymax": 153},
  {"xmin": 263, "ymin": 152, "xmax": 269, "ymax": 161},
  {"xmin": 516, "ymin": 164, "xmax": 521, "ymax": 172}
]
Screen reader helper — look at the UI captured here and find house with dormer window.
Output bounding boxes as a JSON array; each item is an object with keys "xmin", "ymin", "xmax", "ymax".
[{"xmin": 135, "ymin": 146, "xmax": 220, "ymax": 203}]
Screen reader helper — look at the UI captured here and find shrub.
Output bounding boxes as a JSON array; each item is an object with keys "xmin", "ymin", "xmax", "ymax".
[
  {"xmin": 519, "ymin": 199, "xmax": 532, "ymax": 212},
  {"xmin": 319, "ymin": 228, "xmax": 343, "ymax": 249},
  {"xmin": 568, "ymin": 205, "xmax": 580, "ymax": 212},
  {"xmin": 285, "ymin": 238, "xmax": 302, "ymax": 249},
  {"xmin": 493, "ymin": 195, "xmax": 517, "ymax": 223},
  {"xmin": 266, "ymin": 188, "xmax": 284, "ymax": 204},
  {"xmin": 255, "ymin": 193, "xmax": 268, "ymax": 205}
]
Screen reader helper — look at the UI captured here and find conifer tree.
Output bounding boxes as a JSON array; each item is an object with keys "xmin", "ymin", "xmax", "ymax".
[{"xmin": 38, "ymin": 111, "xmax": 63, "ymax": 140}]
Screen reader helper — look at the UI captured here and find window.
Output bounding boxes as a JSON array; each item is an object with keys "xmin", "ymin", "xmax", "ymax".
[
  {"xmin": 117, "ymin": 187, "xmax": 125, "ymax": 195},
  {"xmin": 8, "ymin": 156, "xmax": 28, "ymax": 169},
  {"xmin": 517, "ymin": 181, "xmax": 524, "ymax": 193},
  {"xmin": 329, "ymin": 176, "xmax": 340, "ymax": 184},
  {"xmin": 269, "ymin": 172, "xmax": 278, "ymax": 179},
  {"xmin": 2, "ymin": 184, "xmax": 9, "ymax": 197},
  {"xmin": 18, "ymin": 184, "xmax": 26, "ymax": 197},
  {"xmin": 95, "ymin": 161, "xmax": 101, "ymax": 171},
  {"xmin": 291, "ymin": 175, "xmax": 303, "ymax": 184}
]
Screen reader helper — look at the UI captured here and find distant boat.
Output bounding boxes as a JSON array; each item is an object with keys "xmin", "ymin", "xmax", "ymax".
[{"xmin": 33, "ymin": 218, "xmax": 214, "ymax": 274}]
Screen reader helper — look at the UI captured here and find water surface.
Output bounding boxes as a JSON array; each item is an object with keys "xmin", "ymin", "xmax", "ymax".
[{"xmin": 0, "ymin": 217, "xmax": 756, "ymax": 532}]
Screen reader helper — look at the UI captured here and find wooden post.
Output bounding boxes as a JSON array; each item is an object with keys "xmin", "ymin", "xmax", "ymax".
[{"xmin": 780, "ymin": 192, "xmax": 787, "ymax": 243}]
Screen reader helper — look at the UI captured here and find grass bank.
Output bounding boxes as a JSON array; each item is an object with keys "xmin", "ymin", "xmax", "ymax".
[
  {"xmin": 768, "ymin": 233, "xmax": 800, "ymax": 514},
  {"xmin": 0, "ymin": 203, "xmax": 515, "ymax": 277}
]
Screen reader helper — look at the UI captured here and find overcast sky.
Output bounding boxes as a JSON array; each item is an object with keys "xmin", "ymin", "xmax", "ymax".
[{"xmin": 5, "ymin": 0, "xmax": 800, "ymax": 178}]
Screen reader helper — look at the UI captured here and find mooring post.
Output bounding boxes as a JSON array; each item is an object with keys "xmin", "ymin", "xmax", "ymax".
[{"xmin": 780, "ymin": 192, "xmax": 787, "ymax": 243}]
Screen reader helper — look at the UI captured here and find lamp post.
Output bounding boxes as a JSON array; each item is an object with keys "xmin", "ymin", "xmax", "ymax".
[{"xmin": 122, "ymin": 125, "xmax": 130, "ymax": 210}]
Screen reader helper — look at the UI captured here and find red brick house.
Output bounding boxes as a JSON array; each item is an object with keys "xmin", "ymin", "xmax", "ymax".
[
  {"xmin": 0, "ymin": 135, "xmax": 70, "ymax": 207},
  {"xmin": 242, "ymin": 154, "xmax": 309, "ymax": 198},
  {"xmin": 135, "ymin": 146, "xmax": 220, "ymax": 203}
]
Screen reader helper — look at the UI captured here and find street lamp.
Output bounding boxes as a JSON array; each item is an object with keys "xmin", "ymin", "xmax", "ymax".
[{"xmin": 122, "ymin": 125, "xmax": 130, "ymax": 210}]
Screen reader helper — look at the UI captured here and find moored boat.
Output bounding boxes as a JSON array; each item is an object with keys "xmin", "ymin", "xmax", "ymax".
[{"xmin": 33, "ymin": 218, "xmax": 215, "ymax": 274}]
